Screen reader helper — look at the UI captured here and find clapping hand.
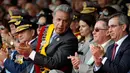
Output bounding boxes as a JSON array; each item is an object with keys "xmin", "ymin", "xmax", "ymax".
[
  {"xmin": 16, "ymin": 42, "xmax": 32, "ymax": 58},
  {"xmin": 67, "ymin": 52, "xmax": 80, "ymax": 69},
  {"xmin": 90, "ymin": 44, "xmax": 104, "ymax": 67},
  {"xmin": 0, "ymin": 48, "xmax": 8, "ymax": 63}
]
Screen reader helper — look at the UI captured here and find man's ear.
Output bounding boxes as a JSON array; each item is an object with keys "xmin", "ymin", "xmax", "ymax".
[
  {"xmin": 31, "ymin": 29, "xmax": 35, "ymax": 37},
  {"xmin": 122, "ymin": 24, "xmax": 127, "ymax": 31},
  {"xmin": 106, "ymin": 30, "xmax": 110, "ymax": 36}
]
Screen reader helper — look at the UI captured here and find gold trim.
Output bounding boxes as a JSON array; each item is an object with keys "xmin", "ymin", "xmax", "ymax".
[
  {"xmin": 16, "ymin": 24, "xmax": 32, "ymax": 32},
  {"xmin": 80, "ymin": 2, "xmax": 96, "ymax": 14}
]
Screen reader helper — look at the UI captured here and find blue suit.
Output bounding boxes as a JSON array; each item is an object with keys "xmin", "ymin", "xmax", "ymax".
[
  {"xmin": 4, "ymin": 38, "xmax": 37, "ymax": 73},
  {"xmin": 94, "ymin": 35, "xmax": 130, "ymax": 73}
]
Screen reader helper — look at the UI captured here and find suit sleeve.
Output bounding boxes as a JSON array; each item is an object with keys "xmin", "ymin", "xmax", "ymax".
[
  {"xmin": 78, "ymin": 63, "xmax": 93, "ymax": 73},
  {"xmin": 95, "ymin": 45, "xmax": 130, "ymax": 73},
  {"xmin": 4, "ymin": 58, "xmax": 31, "ymax": 73},
  {"xmin": 33, "ymin": 37, "xmax": 78, "ymax": 69}
]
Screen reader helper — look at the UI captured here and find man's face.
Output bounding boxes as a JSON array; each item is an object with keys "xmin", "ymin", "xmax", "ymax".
[
  {"xmin": 108, "ymin": 17, "xmax": 125, "ymax": 41},
  {"xmin": 18, "ymin": 29, "xmax": 34, "ymax": 43},
  {"xmin": 93, "ymin": 20, "xmax": 108, "ymax": 44},
  {"xmin": 9, "ymin": 24, "xmax": 18, "ymax": 39},
  {"xmin": 97, "ymin": 0, "xmax": 111, "ymax": 8},
  {"xmin": 25, "ymin": 3, "xmax": 37, "ymax": 17},
  {"xmin": 17, "ymin": 0, "xmax": 26, "ymax": 6},
  {"xmin": 53, "ymin": 10, "xmax": 70, "ymax": 34}
]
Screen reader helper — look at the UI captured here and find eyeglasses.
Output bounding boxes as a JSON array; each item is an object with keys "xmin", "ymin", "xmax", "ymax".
[{"xmin": 94, "ymin": 28, "xmax": 108, "ymax": 32}]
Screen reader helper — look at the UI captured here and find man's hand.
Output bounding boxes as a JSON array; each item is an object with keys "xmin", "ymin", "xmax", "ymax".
[
  {"xmin": 68, "ymin": 52, "xmax": 80, "ymax": 69},
  {"xmin": 90, "ymin": 44, "xmax": 104, "ymax": 66},
  {"xmin": 0, "ymin": 49, "xmax": 8, "ymax": 62},
  {"xmin": 16, "ymin": 42, "xmax": 32, "ymax": 58}
]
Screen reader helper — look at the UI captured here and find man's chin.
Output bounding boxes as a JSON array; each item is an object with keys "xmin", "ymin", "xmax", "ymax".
[{"xmin": 56, "ymin": 31, "xmax": 64, "ymax": 34}]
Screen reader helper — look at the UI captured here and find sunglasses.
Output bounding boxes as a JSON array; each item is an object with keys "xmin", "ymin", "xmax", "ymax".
[{"xmin": 94, "ymin": 28, "xmax": 108, "ymax": 32}]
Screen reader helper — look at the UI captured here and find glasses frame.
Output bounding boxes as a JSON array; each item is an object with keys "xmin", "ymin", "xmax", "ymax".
[{"xmin": 94, "ymin": 28, "xmax": 108, "ymax": 32}]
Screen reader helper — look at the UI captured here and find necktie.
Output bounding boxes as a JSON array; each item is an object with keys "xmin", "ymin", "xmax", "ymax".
[
  {"xmin": 111, "ymin": 44, "xmax": 118, "ymax": 60},
  {"xmin": 50, "ymin": 33, "xmax": 58, "ymax": 43}
]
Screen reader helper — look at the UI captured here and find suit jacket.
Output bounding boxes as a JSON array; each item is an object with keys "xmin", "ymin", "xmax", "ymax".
[
  {"xmin": 33, "ymin": 28, "xmax": 78, "ymax": 73},
  {"xmin": 78, "ymin": 36, "xmax": 93, "ymax": 56},
  {"xmin": 72, "ymin": 36, "xmax": 93, "ymax": 73},
  {"xmin": 95, "ymin": 35, "xmax": 130, "ymax": 73},
  {"xmin": 4, "ymin": 38, "xmax": 38, "ymax": 73},
  {"xmin": 73, "ymin": 40, "xmax": 114, "ymax": 73}
]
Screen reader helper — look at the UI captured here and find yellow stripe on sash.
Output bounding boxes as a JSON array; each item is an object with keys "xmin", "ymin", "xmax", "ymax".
[
  {"xmin": 40, "ymin": 24, "xmax": 54, "ymax": 73},
  {"xmin": 40, "ymin": 24, "xmax": 54, "ymax": 55}
]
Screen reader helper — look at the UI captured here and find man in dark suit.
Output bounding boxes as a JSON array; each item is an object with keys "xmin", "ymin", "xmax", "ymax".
[
  {"xmin": 90, "ymin": 13, "xmax": 130, "ymax": 73},
  {"xmin": 16, "ymin": 4, "xmax": 78, "ymax": 73}
]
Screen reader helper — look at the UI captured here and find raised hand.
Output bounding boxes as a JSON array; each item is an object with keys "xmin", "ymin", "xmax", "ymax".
[
  {"xmin": 16, "ymin": 41, "xmax": 32, "ymax": 58},
  {"xmin": 90, "ymin": 44, "xmax": 104, "ymax": 66},
  {"xmin": 68, "ymin": 52, "xmax": 80, "ymax": 69},
  {"xmin": 0, "ymin": 49, "xmax": 8, "ymax": 62}
]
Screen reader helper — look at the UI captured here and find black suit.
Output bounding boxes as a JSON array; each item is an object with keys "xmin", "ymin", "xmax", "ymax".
[
  {"xmin": 95, "ymin": 35, "xmax": 130, "ymax": 73},
  {"xmin": 33, "ymin": 28, "xmax": 78, "ymax": 73}
]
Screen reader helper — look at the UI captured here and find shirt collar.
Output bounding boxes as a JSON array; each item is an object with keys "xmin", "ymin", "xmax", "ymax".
[
  {"xmin": 101, "ymin": 39, "xmax": 112, "ymax": 48},
  {"xmin": 115, "ymin": 35, "xmax": 128, "ymax": 46},
  {"xmin": 28, "ymin": 37, "xmax": 37, "ymax": 45}
]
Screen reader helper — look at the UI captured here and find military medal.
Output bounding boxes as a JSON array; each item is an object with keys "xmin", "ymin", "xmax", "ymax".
[{"xmin": 15, "ymin": 55, "xmax": 24, "ymax": 64}]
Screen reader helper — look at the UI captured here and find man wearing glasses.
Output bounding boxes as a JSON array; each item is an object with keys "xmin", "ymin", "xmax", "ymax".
[
  {"xmin": 68, "ymin": 18, "xmax": 114, "ymax": 73},
  {"xmin": 91, "ymin": 13, "xmax": 130, "ymax": 73}
]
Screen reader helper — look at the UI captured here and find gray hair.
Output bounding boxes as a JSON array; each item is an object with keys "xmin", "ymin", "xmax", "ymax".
[
  {"xmin": 109, "ymin": 13, "xmax": 130, "ymax": 33},
  {"xmin": 53, "ymin": 4, "xmax": 73, "ymax": 19},
  {"xmin": 97, "ymin": 18, "xmax": 109, "ymax": 29}
]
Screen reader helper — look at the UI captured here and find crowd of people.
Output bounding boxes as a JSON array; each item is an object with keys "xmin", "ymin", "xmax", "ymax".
[{"xmin": 0, "ymin": 0, "xmax": 130, "ymax": 73}]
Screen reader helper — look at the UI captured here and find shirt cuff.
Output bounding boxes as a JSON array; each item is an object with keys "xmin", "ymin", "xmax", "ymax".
[
  {"xmin": 29, "ymin": 50, "xmax": 36, "ymax": 60},
  {"xmin": 102, "ymin": 57, "xmax": 107, "ymax": 64},
  {"xmin": 73, "ymin": 67, "xmax": 79, "ymax": 73}
]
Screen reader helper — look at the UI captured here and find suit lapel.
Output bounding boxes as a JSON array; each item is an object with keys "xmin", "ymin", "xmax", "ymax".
[
  {"xmin": 78, "ymin": 41, "xmax": 90, "ymax": 53},
  {"xmin": 114, "ymin": 36, "xmax": 129, "ymax": 60},
  {"xmin": 48, "ymin": 36, "xmax": 61, "ymax": 47}
]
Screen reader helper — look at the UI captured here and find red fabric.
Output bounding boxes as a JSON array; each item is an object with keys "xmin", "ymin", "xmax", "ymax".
[
  {"xmin": 35, "ymin": 26, "xmax": 46, "ymax": 73},
  {"xmin": 111, "ymin": 44, "xmax": 118, "ymax": 60}
]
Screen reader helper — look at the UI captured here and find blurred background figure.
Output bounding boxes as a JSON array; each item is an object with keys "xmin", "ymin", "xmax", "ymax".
[
  {"xmin": 17, "ymin": 0, "xmax": 28, "ymax": 9},
  {"xmin": 70, "ymin": 11, "xmax": 81, "ymax": 40},
  {"xmin": 36, "ymin": 12, "xmax": 52, "ymax": 35},
  {"xmin": 24, "ymin": 3, "xmax": 38, "ymax": 17},
  {"xmin": 99, "ymin": 6, "xmax": 118, "ymax": 18},
  {"xmin": 71, "ymin": 0, "xmax": 85, "ymax": 12},
  {"xmin": 0, "ymin": 5, "xmax": 7, "ymax": 27},
  {"xmin": 97, "ymin": 0, "xmax": 113, "ymax": 8},
  {"xmin": 36, "ymin": 0, "xmax": 49, "ymax": 9},
  {"xmin": 49, "ymin": 0, "xmax": 70, "ymax": 11}
]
